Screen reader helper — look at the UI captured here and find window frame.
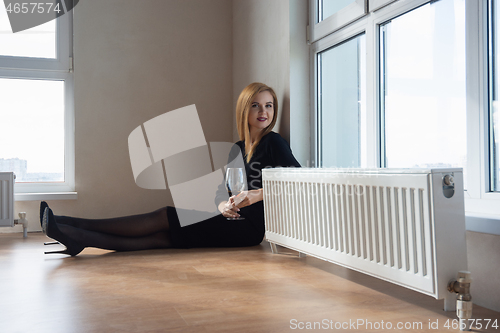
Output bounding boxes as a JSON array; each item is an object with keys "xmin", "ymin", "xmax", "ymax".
[
  {"xmin": 311, "ymin": 0, "xmax": 500, "ymax": 221},
  {"xmin": 465, "ymin": 0, "xmax": 500, "ymax": 214},
  {"xmin": 312, "ymin": 26, "xmax": 369, "ymax": 167},
  {"xmin": 0, "ymin": 10, "xmax": 71, "ymax": 71},
  {"xmin": 369, "ymin": 0, "xmax": 398, "ymax": 12},
  {"xmin": 308, "ymin": 0, "xmax": 368, "ymax": 44},
  {"xmin": 0, "ymin": 8, "xmax": 75, "ymax": 199}
]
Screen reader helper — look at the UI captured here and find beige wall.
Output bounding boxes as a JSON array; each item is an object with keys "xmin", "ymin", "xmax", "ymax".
[
  {"xmin": 12, "ymin": 0, "xmax": 233, "ymax": 227},
  {"xmin": 466, "ymin": 231, "xmax": 500, "ymax": 312},
  {"xmin": 232, "ymin": 0, "xmax": 290, "ymax": 142},
  {"xmin": 232, "ymin": 0, "xmax": 309, "ymax": 165},
  {"xmin": 289, "ymin": 0, "xmax": 311, "ymax": 166}
]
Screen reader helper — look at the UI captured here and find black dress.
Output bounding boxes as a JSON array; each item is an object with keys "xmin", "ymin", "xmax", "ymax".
[{"xmin": 167, "ymin": 131, "xmax": 301, "ymax": 248}]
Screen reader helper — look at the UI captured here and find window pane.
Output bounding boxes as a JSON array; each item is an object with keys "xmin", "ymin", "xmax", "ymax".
[
  {"xmin": 380, "ymin": 0, "xmax": 466, "ymax": 184},
  {"xmin": 0, "ymin": 6, "xmax": 56, "ymax": 59},
  {"xmin": 0, "ymin": 79, "xmax": 64, "ymax": 182},
  {"xmin": 320, "ymin": 0, "xmax": 356, "ymax": 22},
  {"xmin": 318, "ymin": 34, "xmax": 366, "ymax": 167},
  {"xmin": 490, "ymin": 0, "xmax": 500, "ymax": 191}
]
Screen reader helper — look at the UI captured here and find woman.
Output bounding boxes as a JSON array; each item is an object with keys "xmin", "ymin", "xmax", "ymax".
[{"xmin": 41, "ymin": 82, "xmax": 301, "ymax": 256}]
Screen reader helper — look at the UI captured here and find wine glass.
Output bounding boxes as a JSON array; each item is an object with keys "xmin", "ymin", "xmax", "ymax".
[{"xmin": 225, "ymin": 167, "xmax": 247, "ymax": 220}]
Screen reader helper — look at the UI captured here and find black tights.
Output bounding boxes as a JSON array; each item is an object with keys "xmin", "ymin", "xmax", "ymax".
[{"xmin": 55, "ymin": 207, "xmax": 173, "ymax": 251}]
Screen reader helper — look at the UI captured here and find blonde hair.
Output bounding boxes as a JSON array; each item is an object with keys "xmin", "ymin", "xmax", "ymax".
[{"xmin": 236, "ymin": 82, "xmax": 278, "ymax": 163}]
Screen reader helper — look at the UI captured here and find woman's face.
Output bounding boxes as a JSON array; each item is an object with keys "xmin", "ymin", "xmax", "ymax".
[{"xmin": 248, "ymin": 90, "xmax": 274, "ymax": 135}]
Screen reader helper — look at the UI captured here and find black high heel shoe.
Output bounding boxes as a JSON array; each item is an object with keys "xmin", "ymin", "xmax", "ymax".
[
  {"xmin": 40, "ymin": 202, "xmax": 58, "ymax": 245},
  {"xmin": 42, "ymin": 208, "xmax": 85, "ymax": 256},
  {"xmin": 40, "ymin": 201, "xmax": 48, "ymax": 227}
]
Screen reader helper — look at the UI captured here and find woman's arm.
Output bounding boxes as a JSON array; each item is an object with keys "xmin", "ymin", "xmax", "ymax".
[{"xmin": 232, "ymin": 188, "xmax": 263, "ymax": 209}]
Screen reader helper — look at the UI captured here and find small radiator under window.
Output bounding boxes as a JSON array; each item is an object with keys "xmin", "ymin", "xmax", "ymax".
[
  {"xmin": 0, "ymin": 172, "xmax": 14, "ymax": 228},
  {"xmin": 263, "ymin": 168, "xmax": 468, "ymax": 312},
  {"xmin": 0, "ymin": 172, "xmax": 28, "ymax": 237}
]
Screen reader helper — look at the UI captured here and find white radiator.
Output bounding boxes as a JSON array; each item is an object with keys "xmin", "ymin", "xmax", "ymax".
[
  {"xmin": 263, "ymin": 168, "xmax": 468, "ymax": 309},
  {"xmin": 0, "ymin": 172, "xmax": 15, "ymax": 227}
]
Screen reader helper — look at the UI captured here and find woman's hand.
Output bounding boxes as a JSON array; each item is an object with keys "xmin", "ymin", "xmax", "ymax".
[
  {"xmin": 218, "ymin": 200, "xmax": 241, "ymax": 219},
  {"xmin": 218, "ymin": 189, "xmax": 263, "ymax": 218},
  {"xmin": 232, "ymin": 189, "xmax": 263, "ymax": 209}
]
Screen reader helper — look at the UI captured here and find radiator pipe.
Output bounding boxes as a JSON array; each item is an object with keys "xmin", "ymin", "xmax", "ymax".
[
  {"xmin": 14, "ymin": 212, "xmax": 28, "ymax": 238},
  {"xmin": 447, "ymin": 271, "xmax": 472, "ymax": 331}
]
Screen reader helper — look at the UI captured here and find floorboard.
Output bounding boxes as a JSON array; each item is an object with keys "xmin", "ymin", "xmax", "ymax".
[{"xmin": 0, "ymin": 233, "xmax": 498, "ymax": 333}]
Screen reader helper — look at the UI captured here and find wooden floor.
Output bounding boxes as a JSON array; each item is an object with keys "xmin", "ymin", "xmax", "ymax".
[{"xmin": 0, "ymin": 233, "xmax": 498, "ymax": 333}]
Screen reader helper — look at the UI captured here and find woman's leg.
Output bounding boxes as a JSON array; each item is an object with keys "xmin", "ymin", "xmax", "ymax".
[
  {"xmin": 57, "ymin": 223, "xmax": 172, "ymax": 251},
  {"xmin": 55, "ymin": 207, "xmax": 169, "ymax": 237},
  {"xmin": 44, "ymin": 208, "xmax": 172, "ymax": 255}
]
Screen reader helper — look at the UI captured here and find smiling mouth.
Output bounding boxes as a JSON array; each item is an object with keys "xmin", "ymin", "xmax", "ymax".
[{"xmin": 257, "ymin": 117, "xmax": 267, "ymax": 121}]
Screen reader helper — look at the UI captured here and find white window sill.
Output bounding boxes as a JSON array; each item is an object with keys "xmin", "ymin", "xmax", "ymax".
[
  {"xmin": 15, "ymin": 192, "xmax": 78, "ymax": 201},
  {"xmin": 465, "ymin": 213, "xmax": 500, "ymax": 236}
]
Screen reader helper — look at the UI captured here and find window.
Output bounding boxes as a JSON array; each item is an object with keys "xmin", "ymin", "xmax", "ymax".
[
  {"xmin": 379, "ymin": 0, "xmax": 466, "ymax": 179},
  {"xmin": 0, "ymin": 79, "xmax": 65, "ymax": 182},
  {"xmin": 317, "ymin": 34, "xmax": 366, "ymax": 167},
  {"xmin": 0, "ymin": 4, "xmax": 74, "ymax": 196},
  {"xmin": 311, "ymin": 0, "xmax": 500, "ymax": 219},
  {"xmin": 0, "ymin": 18, "xmax": 56, "ymax": 58}
]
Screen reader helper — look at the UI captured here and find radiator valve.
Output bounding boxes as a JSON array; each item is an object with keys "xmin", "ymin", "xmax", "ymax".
[
  {"xmin": 442, "ymin": 174, "xmax": 455, "ymax": 198},
  {"xmin": 14, "ymin": 212, "xmax": 28, "ymax": 238},
  {"xmin": 447, "ymin": 271, "xmax": 472, "ymax": 331}
]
